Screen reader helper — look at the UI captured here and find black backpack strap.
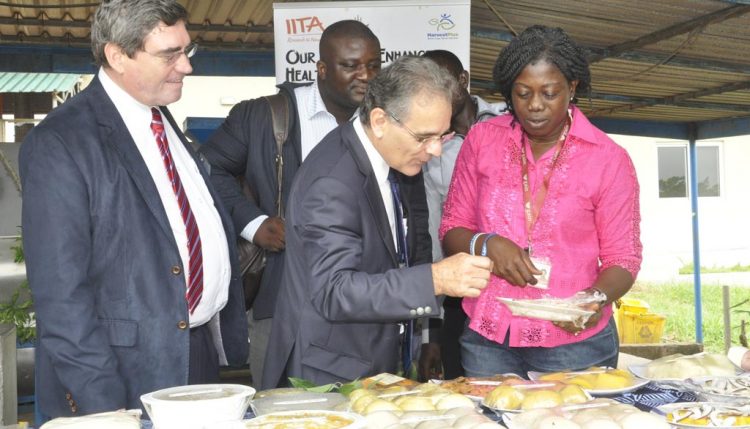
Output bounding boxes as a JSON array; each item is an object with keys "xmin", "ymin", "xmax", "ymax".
[{"xmin": 263, "ymin": 92, "xmax": 292, "ymax": 217}]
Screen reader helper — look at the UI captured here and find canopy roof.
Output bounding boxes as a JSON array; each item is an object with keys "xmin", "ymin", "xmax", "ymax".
[
  {"xmin": 0, "ymin": 0, "xmax": 749, "ymax": 135},
  {"xmin": 0, "ymin": 72, "xmax": 80, "ymax": 93}
]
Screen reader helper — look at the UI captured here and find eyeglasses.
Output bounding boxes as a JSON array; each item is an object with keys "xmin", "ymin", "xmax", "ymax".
[
  {"xmin": 143, "ymin": 42, "xmax": 198, "ymax": 65},
  {"xmin": 385, "ymin": 110, "xmax": 455, "ymax": 147}
]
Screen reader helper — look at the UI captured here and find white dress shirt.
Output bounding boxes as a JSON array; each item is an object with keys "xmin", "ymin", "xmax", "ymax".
[
  {"xmin": 241, "ymin": 80, "xmax": 351, "ymax": 243},
  {"xmin": 296, "ymin": 80, "xmax": 342, "ymax": 161},
  {"xmin": 353, "ymin": 119, "xmax": 398, "ymax": 248},
  {"xmin": 99, "ymin": 68, "xmax": 230, "ymax": 328},
  {"xmin": 355, "ymin": 119, "xmax": 414, "ymax": 340},
  {"xmin": 423, "ymin": 96, "xmax": 507, "ymax": 261}
]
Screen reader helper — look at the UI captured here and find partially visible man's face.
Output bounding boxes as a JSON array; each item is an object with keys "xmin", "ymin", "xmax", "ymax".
[
  {"xmin": 119, "ymin": 20, "xmax": 193, "ymax": 106},
  {"xmin": 428, "ymin": 57, "xmax": 468, "ymax": 115},
  {"xmin": 378, "ymin": 92, "xmax": 452, "ymax": 177},
  {"xmin": 318, "ymin": 36, "xmax": 381, "ymax": 110}
]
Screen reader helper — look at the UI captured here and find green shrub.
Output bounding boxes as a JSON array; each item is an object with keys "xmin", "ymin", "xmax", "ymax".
[{"xmin": 1, "ymin": 236, "xmax": 35, "ymax": 344}]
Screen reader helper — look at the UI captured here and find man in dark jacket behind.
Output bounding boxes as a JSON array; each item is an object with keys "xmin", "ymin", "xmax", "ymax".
[{"xmin": 199, "ymin": 19, "xmax": 382, "ymax": 386}]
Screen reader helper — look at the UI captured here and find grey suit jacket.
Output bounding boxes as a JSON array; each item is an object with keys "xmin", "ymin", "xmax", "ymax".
[
  {"xmin": 19, "ymin": 76, "xmax": 248, "ymax": 418},
  {"xmin": 261, "ymin": 121, "xmax": 439, "ymax": 389}
]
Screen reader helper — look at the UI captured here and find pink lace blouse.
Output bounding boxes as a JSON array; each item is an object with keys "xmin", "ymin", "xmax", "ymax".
[{"xmin": 439, "ymin": 106, "xmax": 642, "ymax": 347}]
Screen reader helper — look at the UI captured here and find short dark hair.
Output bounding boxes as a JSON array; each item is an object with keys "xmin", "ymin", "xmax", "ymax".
[
  {"xmin": 360, "ymin": 56, "xmax": 458, "ymax": 126},
  {"xmin": 319, "ymin": 20, "xmax": 380, "ymax": 61},
  {"xmin": 493, "ymin": 25, "xmax": 590, "ymax": 113},
  {"xmin": 422, "ymin": 50, "xmax": 464, "ymax": 79},
  {"xmin": 91, "ymin": 0, "xmax": 188, "ymax": 67}
]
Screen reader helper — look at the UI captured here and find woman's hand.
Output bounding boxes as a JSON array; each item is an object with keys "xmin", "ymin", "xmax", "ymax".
[
  {"xmin": 553, "ymin": 302, "xmax": 603, "ymax": 336},
  {"xmin": 485, "ymin": 235, "xmax": 542, "ymax": 286},
  {"xmin": 553, "ymin": 288, "xmax": 607, "ymax": 335}
]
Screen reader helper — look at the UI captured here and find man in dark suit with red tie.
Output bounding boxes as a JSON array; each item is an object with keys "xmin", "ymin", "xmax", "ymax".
[
  {"xmin": 19, "ymin": 0, "xmax": 247, "ymax": 420},
  {"xmin": 262, "ymin": 56, "xmax": 494, "ymax": 389}
]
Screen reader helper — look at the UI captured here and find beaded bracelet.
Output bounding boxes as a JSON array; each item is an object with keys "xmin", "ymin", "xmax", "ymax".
[
  {"xmin": 480, "ymin": 233, "xmax": 498, "ymax": 256},
  {"xmin": 469, "ymin": 233, "xmax": 484, "ymax": 256}
]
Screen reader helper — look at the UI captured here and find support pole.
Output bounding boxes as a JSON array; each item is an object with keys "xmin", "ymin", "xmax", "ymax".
[{"xmin": 688, "ymin": 124, "xmax": 703, "ymax": 343}]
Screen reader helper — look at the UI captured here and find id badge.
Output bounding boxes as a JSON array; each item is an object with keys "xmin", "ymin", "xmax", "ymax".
[{"xmin": 529, "ymin": 256, "xmax": 552, "ymax": 289}]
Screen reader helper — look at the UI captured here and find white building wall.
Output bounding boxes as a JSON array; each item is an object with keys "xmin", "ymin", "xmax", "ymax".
[
  {"xmin": 613, "ymin": 134, "xmax": 750, "ymax": 282},
  {"xmin": 169, "ymin": 75, "xmax": 278, "ymax": 131}
]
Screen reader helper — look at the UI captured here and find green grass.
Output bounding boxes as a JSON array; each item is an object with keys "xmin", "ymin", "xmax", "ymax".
[
  {"xmin": 678, "ymin": 262, "xmax": 750, "ymax": 275},
  {"xmin": 624, "ymin": 281, "xmax": 750, "ymax": 353}
]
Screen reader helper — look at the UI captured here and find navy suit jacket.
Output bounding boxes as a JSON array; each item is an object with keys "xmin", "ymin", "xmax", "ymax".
[
  {"xmin": 199, "ymin": 82, "xmax": 305, "ymax": 320},
  {"xmin": 19, "ymin": 76, "xmax": 248, "ymax": 418},
  {"xmin": 261, "ymin": 121, "xmax": 437, "ymax": 389}
]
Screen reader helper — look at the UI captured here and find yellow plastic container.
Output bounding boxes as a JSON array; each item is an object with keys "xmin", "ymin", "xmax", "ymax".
[
  {"xmin": 615, "ymin": 298, "xmax": 648, "ymax": 337},
  {"xmin": 618, "ymin": 310, "xmax": 666, "ymax": 344},
  {"xmin": 618, "ymin": 298, "xmax": 649, "ymax": 314},
  {"xmin": 615, "ymin": 298, "xmax": 665, "ymax": 344}
]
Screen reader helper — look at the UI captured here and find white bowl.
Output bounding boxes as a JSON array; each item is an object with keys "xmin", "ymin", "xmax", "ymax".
[{"xmin": 140, "ymin": 384, "xmax": 255, "ymax": 429}]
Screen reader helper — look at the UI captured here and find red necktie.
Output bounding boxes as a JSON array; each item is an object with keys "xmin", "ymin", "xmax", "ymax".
[{"xmin": 150, "ymin": 108, "xmax": 203, "ymax": 314}]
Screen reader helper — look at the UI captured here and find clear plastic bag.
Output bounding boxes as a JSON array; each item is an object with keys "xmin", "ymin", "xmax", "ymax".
[{"xmin": 498, "ymin": 289, "xmax": 606, "ymax": 327}]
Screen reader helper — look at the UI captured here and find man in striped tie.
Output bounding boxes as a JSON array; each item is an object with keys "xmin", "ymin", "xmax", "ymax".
[{"xmin": 19, "ymin": 0, "xmax": 248, "ymax": 420}]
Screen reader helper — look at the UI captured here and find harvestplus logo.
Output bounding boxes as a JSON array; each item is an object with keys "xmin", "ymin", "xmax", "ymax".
[{"xmin": 427, "ymin": 13, "xmax": 458, "ymax": 39}]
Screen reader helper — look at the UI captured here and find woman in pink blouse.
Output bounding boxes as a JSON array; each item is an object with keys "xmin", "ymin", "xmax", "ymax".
[{"xmin": 440, "ymin": 25, "xmax": 642, "ymax": 376}]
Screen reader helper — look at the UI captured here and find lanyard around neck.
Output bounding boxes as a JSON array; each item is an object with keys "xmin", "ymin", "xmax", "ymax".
[{"xmin": 520, "ymin": 120, "xmax": 570, "ymax": 254}]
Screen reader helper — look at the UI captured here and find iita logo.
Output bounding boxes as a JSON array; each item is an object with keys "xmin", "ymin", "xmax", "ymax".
[
  {"xmin": 286, "ymin": 16, "xmax": 325, "ymax": 35},
  {"xmin": 429, "ymin": 13, "xmax": 455, "ymax": 31}
]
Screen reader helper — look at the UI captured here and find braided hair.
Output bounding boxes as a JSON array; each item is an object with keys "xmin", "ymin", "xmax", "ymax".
[{"xmin": 493, "ymin": 25, "xmax": 590, "ymax": 114}]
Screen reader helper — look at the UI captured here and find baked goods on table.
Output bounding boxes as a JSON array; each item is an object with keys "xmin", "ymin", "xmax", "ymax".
[
  {"xmin": 660, "ymin": 402, "xmax": 750, "ymax": 427},
  {"xmin": 527, "ymin": 366, "xmax": 652, "ymax": 396},
  {"xmin": 437, "ymin": 374, "xmax": 522, "ymax": 398},
  {"xmin": 349, "ymin": 383, "xmax": 475, "ymax": 414},
  {"xmin": 504, "ymin": 399, "xmax": 671, "ymax": 429},
  {"xmin": 344, "ymin": 374, "xmax": 494, "ymax": 428},
  {"xmin": 483, "ymin": 379, "xmax": 591, "ymax": 412},
  {"xmin": 641, "ymin": 353, "xmax": 737, "ymax": 380},
  {"xmin": 536, "ymin": 367, "xmax": 635, "ymax": 390},
  {"xmin": 249, "ymin": 374, "xmax": 491, "ymax": 428}
]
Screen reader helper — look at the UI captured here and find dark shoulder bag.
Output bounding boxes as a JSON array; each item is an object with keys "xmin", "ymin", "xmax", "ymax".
[{"xmin": 238, "ymin": 92, "xmax": 291, "ymax": 309}]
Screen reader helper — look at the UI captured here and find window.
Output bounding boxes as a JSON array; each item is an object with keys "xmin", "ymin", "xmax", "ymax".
[
  {"xmin": 696, "ymin": 146, "xmax": 720, "ymax": 197},
  {"xmin": 658, "ymin": 146, "xmax": 687, "ymax": 198},
  {"xmin": 657, "ymin": 144, "xmax": 721, "ymax": 198}
]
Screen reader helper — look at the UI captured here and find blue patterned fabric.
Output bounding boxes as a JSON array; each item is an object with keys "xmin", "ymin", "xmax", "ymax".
[{"xmin": 614, "ymin": 383, "xmax": 698, "ymax": 412}]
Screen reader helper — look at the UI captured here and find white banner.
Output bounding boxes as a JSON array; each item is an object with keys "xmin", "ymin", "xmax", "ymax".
[{"xmin": 273, "ymin": 0, "xmax": 471, "ymax": 84}]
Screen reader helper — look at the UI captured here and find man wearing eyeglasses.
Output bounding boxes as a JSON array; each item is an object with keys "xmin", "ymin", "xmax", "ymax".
[
  {"xmin": 200, "ymin": 19, "xmax": 383, "ymax": 388},
  {"xmin": 262, "ymin": 56, "xmax": 494, "ymax": 389},
  {"xmin": 19, "ymin": 0, "xmax": 247, "ymax": 419}
]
